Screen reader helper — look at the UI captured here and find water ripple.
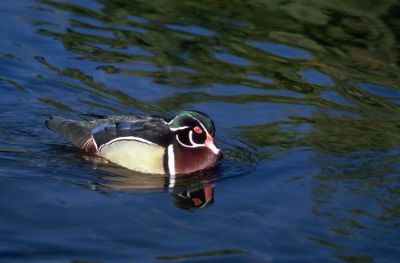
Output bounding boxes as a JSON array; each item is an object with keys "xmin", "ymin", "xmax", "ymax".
[
  {"xmin": 248, "ymin": 41, "xmax": 314, "ymax": 60},
  {"xmin": 0, "ymin": 0, "xmax": 399, "ymax": 261}
]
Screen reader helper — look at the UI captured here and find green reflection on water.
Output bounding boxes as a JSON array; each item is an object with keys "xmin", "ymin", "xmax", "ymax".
[
  {"xmin": 35, "ymin": 0, "xmax": 400, "ymax": 115},
  {"xmin": 32, "ymin": 0, "xmax": 400, "ymax": 260}
]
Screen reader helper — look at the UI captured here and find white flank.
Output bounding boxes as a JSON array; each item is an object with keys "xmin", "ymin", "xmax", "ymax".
[
  {"xmin": 98, "ymin": 138, "xmax": 165, "ymax": 174},
  {"xmin": 98, "ymin": 136, "xmax": 157, "ymax": 151}
]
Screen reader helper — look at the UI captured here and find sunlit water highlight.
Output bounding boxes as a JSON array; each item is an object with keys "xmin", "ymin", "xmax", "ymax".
[{"xmin": 0, "ymin": 0, "xmax": 399, "ymax": 262}]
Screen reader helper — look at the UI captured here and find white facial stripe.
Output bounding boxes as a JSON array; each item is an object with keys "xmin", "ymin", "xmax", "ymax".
[
  {"xmin": 99, "ymin": 136, "xmax": 156, "ymax": 151},
  {"xmin": 189, "ymin": 130, "xmax": 210, "ymax": 147},
  {"xmin": 168, "ymin": 113, "xmax": 211, "ymax": 135},
  {"xmin": 168, "ymin": 113, "xmax": 192, "ymax": 125},
  {"xmin": 176, "ymin": 134, "xmax": 205, "ymax": 148},
  {"xmin": 169, "ymin": 126, "xmax": 189, "ymax": 131},
  {"xmin": 167, "ymin": 144, "xmax": 176, "ymax": 177},
  {"xmin": 189, "ymin": 130, "xmax": 196, "ymax": 145},
  {"xmin": 167, "ymin": 115, "xmax": 177, "ymax": 125}
]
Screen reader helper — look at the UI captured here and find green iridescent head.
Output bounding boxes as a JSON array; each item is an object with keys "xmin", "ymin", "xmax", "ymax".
[
  {"xmin": 169, "ymin": 110, "xmax": 216, "ymax": 136},
  {"xmin": 167, "ymin": 110, "xmax": 221, "ymax": 175}
]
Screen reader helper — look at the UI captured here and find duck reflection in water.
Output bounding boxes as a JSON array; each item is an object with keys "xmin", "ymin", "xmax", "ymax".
[{"xmin": 95, "ymin": 163, "xmax": 216, "ymax": 210}]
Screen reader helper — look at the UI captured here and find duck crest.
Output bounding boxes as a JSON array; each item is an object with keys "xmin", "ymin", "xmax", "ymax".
[
  {"xmin": 168, "ymin": 110, "xmax": 215, "ymax": 136},
  {"xmin": 46, "ymin": 110, "xmax": 221, "ymax": 175}
]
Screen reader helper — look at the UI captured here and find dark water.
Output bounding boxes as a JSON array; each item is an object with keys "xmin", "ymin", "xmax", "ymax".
[{"xmin": 1, "ymin": 0, "xmax": 400, "ymax": 262}]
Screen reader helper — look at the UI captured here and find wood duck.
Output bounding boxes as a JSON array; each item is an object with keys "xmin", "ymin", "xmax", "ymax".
[{"xmin": 45, "ymin": 110, "xmax": 222, "ymax": 175}]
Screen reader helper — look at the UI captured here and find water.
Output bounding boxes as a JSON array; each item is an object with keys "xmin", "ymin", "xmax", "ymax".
[{"xmin": 1, "ymin": 0, "xmax": 399, "ymax": 261}]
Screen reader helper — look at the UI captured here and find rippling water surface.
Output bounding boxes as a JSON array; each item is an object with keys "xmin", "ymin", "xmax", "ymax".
[{"xmin": 1, "ymin": 0, "xmax": 400, "ymax": 261}]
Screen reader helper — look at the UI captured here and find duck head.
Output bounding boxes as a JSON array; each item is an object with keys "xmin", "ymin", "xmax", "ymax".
[{"xmin": 167, "ymin": 111, "xmax": 222, "ymax": 175}]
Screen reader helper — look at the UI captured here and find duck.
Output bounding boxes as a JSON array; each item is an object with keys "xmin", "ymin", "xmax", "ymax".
[{"xmin": 45, "ymin": 110, "xmax": 222, "ymax": 175}]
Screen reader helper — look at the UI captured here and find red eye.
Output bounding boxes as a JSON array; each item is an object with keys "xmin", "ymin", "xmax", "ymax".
[{"xmin": 194, "ymin": 126, "xmax": 203, "ymax": 134}]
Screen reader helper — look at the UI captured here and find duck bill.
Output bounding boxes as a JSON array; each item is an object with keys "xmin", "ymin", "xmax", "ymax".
[{"xmin": 205, "ymin": 135, "xmax": 220, "ymax": 155}]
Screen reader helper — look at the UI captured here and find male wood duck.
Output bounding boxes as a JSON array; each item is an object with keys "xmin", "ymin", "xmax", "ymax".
[{"xmin": 45, "ymin": 111, "xmax": 222, "ymax": 175}]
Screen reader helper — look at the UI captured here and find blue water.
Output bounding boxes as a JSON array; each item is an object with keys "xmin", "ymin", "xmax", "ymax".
[{"xmin": 1, "ymin": 0, "xmax": 400, "ymax": 262}]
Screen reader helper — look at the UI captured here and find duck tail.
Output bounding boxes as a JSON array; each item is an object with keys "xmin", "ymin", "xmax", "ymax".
[{"xmin": 45, "ymin": 116, "xmax": 92, "ymax": 149}]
